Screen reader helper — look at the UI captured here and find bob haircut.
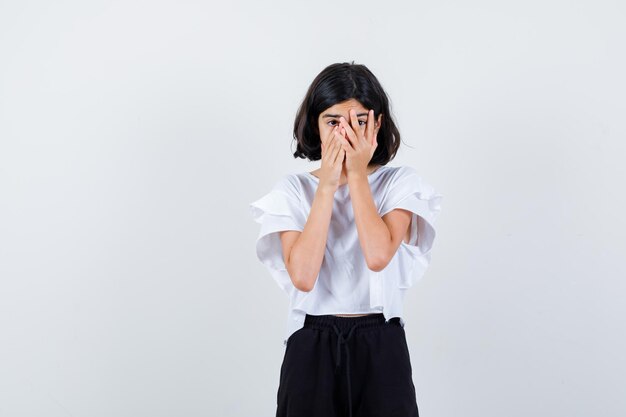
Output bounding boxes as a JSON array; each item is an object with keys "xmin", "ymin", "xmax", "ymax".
[{"xmin": 293, "ymin": 62, "xmax": 401, "ymax": 166}]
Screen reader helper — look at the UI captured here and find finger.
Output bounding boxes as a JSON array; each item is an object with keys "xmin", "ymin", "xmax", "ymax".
[
  {"xmin": 331, "ymin": 133, "xmax": 343, "ymax": 164},
  {"xmin": 349, "ymin": 109, "xmax": 362, "ymax": 139},
  {"xmin": 329, "ymin": 125, "xmax": 339, "ymax": 141},
  {"xmin": 366, "ymin": 110, "xmax": 375, "ymax": 144},
  {"xmin": 322, "ymin": 134, "xmax": 335, "ymax": 160},
  {"xmin": 339, "ymin": 132, "xmax": 352, "ymax": 152},
  {"xmin": 323, "ymin": 126, "xmax": 337, "ymax": 150},
  {"xmin": 323, "ymin": 126, "xmax": 337, "ymax": 145},
  {"xmin": 373, "ymin": 114, "xmax": 382, "ymax": 145},
  {"xmin": 322, "ymin": 127, "xmax": 338, "ymax": 157},
  {"xmin": 333, "ymin": 142, "xmax": 345, "ymax": 165},
  {"xmin": 335, "ymin": 127, "xmax": 352, "ymax": 152},
  {"xmin": 339, "ymin": 117, "xmax": 358, "ymax": 145}
]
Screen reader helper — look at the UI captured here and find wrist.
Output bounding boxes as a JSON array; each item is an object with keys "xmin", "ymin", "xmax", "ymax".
[
  {"xmin": 347, "ymin": 172, "xmax": 368, "ymax": 184},
  {"xmin": 316, "ymin": 183, "xmax": 336, "ymax": 196}
]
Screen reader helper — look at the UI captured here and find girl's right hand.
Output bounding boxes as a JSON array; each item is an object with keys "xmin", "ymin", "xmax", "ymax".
[{"xmin": 318, "ymin": 126, "xmax": 345, "ymax": 192}]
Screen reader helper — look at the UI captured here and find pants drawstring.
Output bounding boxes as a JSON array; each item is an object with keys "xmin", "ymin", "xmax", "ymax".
[{"xmin": 332, "ymin": 323, "xmax": 359, "ymax": 417}]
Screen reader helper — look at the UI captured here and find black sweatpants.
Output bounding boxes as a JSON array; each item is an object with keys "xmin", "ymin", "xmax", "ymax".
[{"xmin": 276, "ymin": 313, "xmax": 419, "ymax": 417}]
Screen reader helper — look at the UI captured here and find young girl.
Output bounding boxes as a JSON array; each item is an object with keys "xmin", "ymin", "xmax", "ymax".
[{"xmin": 250, "ymin": 62, "xmax": 443, "ymax": 417}]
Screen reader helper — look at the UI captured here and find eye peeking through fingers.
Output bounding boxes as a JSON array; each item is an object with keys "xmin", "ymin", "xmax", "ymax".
[{"xmin": 327, "ymin": 119, "xmax": 367, "ymax": 127}]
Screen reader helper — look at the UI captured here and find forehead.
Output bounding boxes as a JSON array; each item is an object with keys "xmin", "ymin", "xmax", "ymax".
[{"xmin": 322, "ymin": 99, "xmax": 367, "ymax": 115}]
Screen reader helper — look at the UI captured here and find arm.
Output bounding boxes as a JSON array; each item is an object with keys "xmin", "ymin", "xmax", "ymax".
[
  {"xmin": 279, "ymin": 184, "xmax": 335, "ymax": 292},
  {"xmin": 278, "ymin": 123, "xmax": 346, "ymax": 292},
  {"xmin": 348, "ymin": 174, "xmax": 413, "ymax": 271}
]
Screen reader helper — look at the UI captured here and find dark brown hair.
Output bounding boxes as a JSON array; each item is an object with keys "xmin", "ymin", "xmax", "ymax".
[{"xmin": 292, "ymin": 62, "xmax": 401, "ymax": 165}]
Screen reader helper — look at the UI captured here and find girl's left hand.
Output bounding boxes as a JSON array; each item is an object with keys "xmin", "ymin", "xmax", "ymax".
[{"xmin": 338, "ymin": 109, "xmax": 382, "ymax": 178}]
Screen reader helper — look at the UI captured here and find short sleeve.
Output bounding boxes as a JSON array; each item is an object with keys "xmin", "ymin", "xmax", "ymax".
[
  {"xmin": 380, "ymin": 166, "xmax": 443, "ymax": 287},
  {"xmin": 249, "ymin": 175, "xmax": 307, "ymax": 294}
]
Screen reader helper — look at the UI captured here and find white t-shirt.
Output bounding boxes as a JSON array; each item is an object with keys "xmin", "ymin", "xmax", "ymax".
[{"xmin": 249, "ymin": 164, "xmax": 443, "ymax": 346}]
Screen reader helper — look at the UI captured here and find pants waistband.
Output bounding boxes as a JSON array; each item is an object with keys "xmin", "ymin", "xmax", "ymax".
[{"xmin": 302, "ymin": 313, "xmax": 402, "ymax": 332}]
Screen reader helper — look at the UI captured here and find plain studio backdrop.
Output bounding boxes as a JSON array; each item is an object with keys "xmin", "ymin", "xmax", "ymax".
[{"xmin": 1, "ymin": 0, "xmax": 624, "ymax": 416}]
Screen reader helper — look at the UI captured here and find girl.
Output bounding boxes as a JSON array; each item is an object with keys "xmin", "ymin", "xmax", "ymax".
[{"xmin": 250, "ymin": 62, "xmax": 443, "ymax": 417}]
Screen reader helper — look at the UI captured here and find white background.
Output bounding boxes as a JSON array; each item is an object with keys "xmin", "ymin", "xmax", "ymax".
[{"xmin": 1, "ymin": 1, "xmax": 624, "ymax": 416}]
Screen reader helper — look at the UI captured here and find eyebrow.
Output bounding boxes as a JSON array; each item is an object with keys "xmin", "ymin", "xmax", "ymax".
[{"xmin": 322, "ymin": 113, "xmax": 369, "ymax": 118}]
